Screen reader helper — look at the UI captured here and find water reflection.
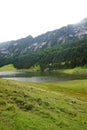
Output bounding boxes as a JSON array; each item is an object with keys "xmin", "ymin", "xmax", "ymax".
[
  {"xmin": 0, "ymin": 70, "xmax": 72, "ymax": 82},
  {"xmin": 4, "ymin": 76, "xmax": 59, "ymax": 83},
  {"xmin": 0, "ymin": 71, "xmax": 24, "ymax": 77},
  {"xmin": 0, "ymin": 71, "xmax": 60, "ymax": 82}
]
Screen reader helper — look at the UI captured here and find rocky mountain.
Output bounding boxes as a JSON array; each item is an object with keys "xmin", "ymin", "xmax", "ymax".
[
  {"xmin": 0, "ymin": 18, "xmax": 87, "ymax": 70},
  {"xmin": 0, "ymin": 18, "xmax": 87, "ymax": 56},
  {"xmin": 0, "ymin": 35, "xmax": 33, "ymax": 56}
]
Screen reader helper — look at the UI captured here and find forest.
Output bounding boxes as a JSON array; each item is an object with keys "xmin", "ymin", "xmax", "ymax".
[{"xmin": 0, "ymin": 36, "xmax": 87, "ymax": 72}]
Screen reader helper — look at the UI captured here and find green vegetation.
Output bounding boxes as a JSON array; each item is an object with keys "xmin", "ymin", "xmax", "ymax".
[
  {"xmin": 29, "ymin": 80, "xmax": 87, "ymax": 101},
  {"xmin": 11, "ymin": 37, "xmax": 87, "ymax": 71},
  {"xmin": 52, "ymin": 65, "xmax": 87, "ymax": 76},
  {"xmin": 0, "ymin": 79, "xmax": 87, "ymax": 130},
  {"xmin": 1, "ymin": 35, "xmax": 87, "ymax": 72},
  {"xmin": 62, "ymin": 65, "xmax": 87, "ymax": 74},
  {"xmin": 0, "ymin": 18, "xmax": 87, "ymax": 130},
  {"xmin": 0, "ymin": 64, "xmax": 16, "ymax": 71},
  {"xmin": 27, "ymin": 65, "xmax": 40, "ymax": 72}
]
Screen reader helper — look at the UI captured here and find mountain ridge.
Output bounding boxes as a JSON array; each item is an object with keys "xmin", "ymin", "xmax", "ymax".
[
  {"xmin": 0, "ymin": 18, "xmax": 87, "ymax": 70},
  {"xmin": 1, "ymin": 17, "xmax": 87, "ymax": 42},
  {"xmin": 0, "ymin": 18, "xmax": 87, "ymax": 53}
]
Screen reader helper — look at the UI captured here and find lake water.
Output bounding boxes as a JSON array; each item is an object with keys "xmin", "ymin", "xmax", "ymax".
[{"xmin": 0, "ymin": 71, "xmax": 64, "ymax": 83}]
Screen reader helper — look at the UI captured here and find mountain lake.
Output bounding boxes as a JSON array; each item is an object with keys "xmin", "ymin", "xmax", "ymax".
[{"xmin": 0, "ymin": 71, "xmax": 65, "ymax": 83}]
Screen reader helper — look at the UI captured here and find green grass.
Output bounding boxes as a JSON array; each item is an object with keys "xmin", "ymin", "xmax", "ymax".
[
  {"xmin": 29, "ymin": 79, "xmax": 87, "ymax": 101},
  {"xmin": 29, "ymin": 65, "xmax": 40, "ymax": 71},
  {"xmin": 0, "ymin": 79, "xmax": 87, "ymax": 130},
  {"xmin": 61, "ymin": 65, "xmax": 87, "ymax": 74},
  {"xmin": 0, "ymin": 64, "xmax": 16, "ymax": 71}
]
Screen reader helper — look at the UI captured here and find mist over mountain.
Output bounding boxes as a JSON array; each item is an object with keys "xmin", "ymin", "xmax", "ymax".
[{"xmin": 0, "ymin": 18, "xmax": 87, "ymax": 71}]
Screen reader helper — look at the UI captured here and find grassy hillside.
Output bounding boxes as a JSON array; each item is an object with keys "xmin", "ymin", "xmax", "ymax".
[
  {"xmin": 62, "ymin": 65, "xmax": 87, "ymax": 74},
  {"xmin": 0, "ymin": 64, "xmax": 16, "ymax": 71},
  {"xmin": 0, "ymin": 79, "xmax": 87, "ymax": 130}
]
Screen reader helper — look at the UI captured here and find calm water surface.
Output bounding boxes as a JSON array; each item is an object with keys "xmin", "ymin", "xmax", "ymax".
[{"xmin": 0, "ymin": 71, "xmax": 63, "ymax": 82}]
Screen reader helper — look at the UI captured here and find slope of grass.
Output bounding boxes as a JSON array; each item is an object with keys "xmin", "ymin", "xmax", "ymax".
[
  {"xmin": 0, "ymin": 64, "xmax": 16, "ymax": 71},
  {"xmin": 62, "ymin": 65, "xmax": 87, "ymax": 74},
  {"xmin": 0, "ymin": 79, "xmax": 87, "ymax": 130},
  {"xmin": 29, "ymin": 79, "xmax": 87, "ymax": 101}
]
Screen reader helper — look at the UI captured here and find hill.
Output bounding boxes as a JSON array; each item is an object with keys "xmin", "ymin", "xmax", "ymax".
[{"xmin": 0, "ymin": 18, "xmax": 87, "ymax": 71}]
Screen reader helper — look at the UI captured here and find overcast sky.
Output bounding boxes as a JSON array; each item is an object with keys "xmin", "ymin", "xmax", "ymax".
[{"xmin": 0, "ymin": 0, "xmax": 87, "ymax": 42}]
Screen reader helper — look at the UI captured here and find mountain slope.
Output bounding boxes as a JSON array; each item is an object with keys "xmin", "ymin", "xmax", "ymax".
[
  {"xmin": 0, "ymin": 18, "xmax": 87, "ymax": 54},
  {"xmin": 0, "ymin": 18, "xmax": 87, "ymax": 70}
]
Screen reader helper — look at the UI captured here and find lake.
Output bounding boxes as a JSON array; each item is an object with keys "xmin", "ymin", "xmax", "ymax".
[
  {"xmin": 1, "ymin": 70, "xmax": 86, "ymax": 82},
  {"xmin": 0, "ymin": 71, "xmax": 65, "ymax": 83}
]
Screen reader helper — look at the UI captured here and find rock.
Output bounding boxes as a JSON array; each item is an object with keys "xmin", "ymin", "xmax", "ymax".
[{"xmin": 71, "ymin": 99, "xmax": 77, "ymax": 104}]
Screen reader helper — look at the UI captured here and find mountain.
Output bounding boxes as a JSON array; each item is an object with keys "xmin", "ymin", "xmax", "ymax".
[
  {"xmin": 1, "ymin": 18, "xmax": 87, "ymax": 54},
  {"xmin": 0, "ymin": 18, "xmax": 87, "ymax": 70},
  {"xmin": 0, "ymin": 35, "xmax": 33, "ymax": 55},
  {"xmin": 0, "ymin": 18, "xmax": 87, "ymax": 54}
]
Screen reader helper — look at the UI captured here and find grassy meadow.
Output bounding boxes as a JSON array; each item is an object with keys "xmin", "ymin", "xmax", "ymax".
[
  {"xmin": 0, "ymin": 78, "xmax": 87, "ymax": 130},
  {"xmin": 0, "ymin": 64, "xmax": 87, "ymax": 129},
  {"xmin": 0, "ymin": 64, "xmax": 16, "ymax": 71}
]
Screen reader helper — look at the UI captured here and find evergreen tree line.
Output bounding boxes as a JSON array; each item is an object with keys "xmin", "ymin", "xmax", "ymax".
[
  {"xmin": 1, "ymin": 38, "xmax": 87, "ymax": 71},
  {"xmin": 13, "ymin": 43, "xmax": 87, "ymax": 71}
]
